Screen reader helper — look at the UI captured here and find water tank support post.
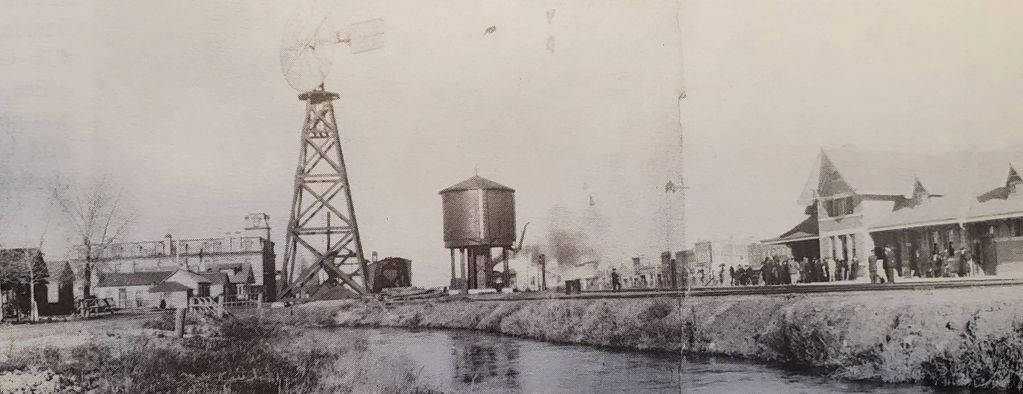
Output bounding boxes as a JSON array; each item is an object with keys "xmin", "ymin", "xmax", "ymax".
[
  {"xmin": 449, "ymin": 248, "xmax": 456, "ymax": 288},
  {"xmin": 502, "ymin": 247, "xmax": 509, "ymax": 290},
  {"xmin": 460, "ymin": 248, "xmax": 468, "ymax": 292}
]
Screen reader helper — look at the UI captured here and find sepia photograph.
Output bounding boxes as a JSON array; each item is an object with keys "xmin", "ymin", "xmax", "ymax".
[{"xmin": 1, "ymin": 0, "xmax": 1023, "ymax": 392}]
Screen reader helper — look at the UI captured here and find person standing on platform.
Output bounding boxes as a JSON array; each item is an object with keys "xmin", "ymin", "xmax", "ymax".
[
  {"xmin": 868, "ymin": 254, "xmax": 879, "ymax": 284},
  {"xmin": 929, "ymin": 245, "xmax": 941, "ymax": 277},
  {"xmin": 958, "ymin": 248, "xmax": 970, "ymax": 277},
  {"xmin": 883, "ymin": 245, "xmax": 897, "ymax": 284}
]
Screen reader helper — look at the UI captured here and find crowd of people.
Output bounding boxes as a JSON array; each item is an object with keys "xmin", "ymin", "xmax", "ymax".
[
  {"xmin": 725, "ymin": 255, "xmax": 861, "ymax": 286},
  {"xmin": 605, "ymin": 242, "xmax": 985, "ymax": 292},
  {"xmin": 725, "ymin": 242, "xmax": 984, "ymax": 287}
]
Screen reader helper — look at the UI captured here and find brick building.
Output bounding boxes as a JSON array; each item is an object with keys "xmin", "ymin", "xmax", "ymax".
[{"xmin": 69, "ymin": 214, "xmax": 277, "ymax": 301}]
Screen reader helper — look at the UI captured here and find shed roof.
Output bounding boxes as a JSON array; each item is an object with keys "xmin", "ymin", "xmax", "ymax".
[
  {"xmin": 170, "ymin": 269, "xmax": 211, "ymax": 284},
  {"xmin": 868, "ymin": 145, "xmax": 1023, "ymax": 231},
  {"xmin": 439, "ymin": 175, "xmax": 514, "ymax": 193},
  {"xmin": 763, "ymin": 214, "xmax": 819, "ymax": 244},
  {"xmin": 227, "ymin": 263, "xmax": 253, "ymax": 284},
  {"xmin": 199, "ymin": 272, "xmax": 229, "ymax": 285},
  {"xmin": 148, "ymin": 281, "xmax": 191, "ymax": 293},
  {"xmin": 98, "ymin": 271, "xmax": 174, "ymax": 287}
]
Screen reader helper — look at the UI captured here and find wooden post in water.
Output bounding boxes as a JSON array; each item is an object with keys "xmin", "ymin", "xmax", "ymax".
[{"xmin": 174, "ymin": 308, "xmax": 186, "ymax": 338}]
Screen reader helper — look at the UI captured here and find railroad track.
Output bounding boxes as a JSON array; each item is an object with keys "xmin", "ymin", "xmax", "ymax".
[{"xmin": 471, "ymin": 278, "xmax": 1023, "ymax": 302}]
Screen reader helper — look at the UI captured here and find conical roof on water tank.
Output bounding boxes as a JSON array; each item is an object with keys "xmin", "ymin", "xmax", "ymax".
[{"xmin": 439, "ymin": 175, "xmax": 516, "ymax": 249}]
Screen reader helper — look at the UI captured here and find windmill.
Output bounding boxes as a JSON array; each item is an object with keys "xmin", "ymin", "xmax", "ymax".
[{"xmin": 277, "ymin": 1, "xmax": 384, "ymax": 298}]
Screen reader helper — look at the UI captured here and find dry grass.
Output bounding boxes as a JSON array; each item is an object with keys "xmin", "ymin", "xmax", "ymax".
[
  {"xmin": 920, "ymin": 314, "xmax": 1023, "ymax": 390},
  {"xmin": 0, "ymin": 315, "xmax": 440, "ymax": 393}
]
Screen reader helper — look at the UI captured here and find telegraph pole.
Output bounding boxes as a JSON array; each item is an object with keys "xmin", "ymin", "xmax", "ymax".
[{"xmin": 539, "ymin": 253, "xmax": 547, "ymax": 291}]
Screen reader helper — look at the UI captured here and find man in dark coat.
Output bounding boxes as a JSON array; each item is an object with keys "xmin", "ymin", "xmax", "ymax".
[
  {"xmin": 883, "ymin": 245, "xmax": 896, "ymax": 284},
  {"xmin": 959, "ymin": 248, "xmax": 971, "ymax": 277},
  {"xmin": 610, "ymin": 268, "xmax": 621, "ymax": 292}
]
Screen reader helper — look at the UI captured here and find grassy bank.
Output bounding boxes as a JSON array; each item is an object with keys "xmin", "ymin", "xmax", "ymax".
[
  {"xmin": 0, "ymin": 314, "xmax": 439, "ymax": 393},
  {"xmin": 293, "ymin": 286, "xmax": 1023, "ymax": 391}
]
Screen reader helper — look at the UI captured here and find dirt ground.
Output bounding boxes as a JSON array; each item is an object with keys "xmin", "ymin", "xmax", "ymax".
[{"xmin": 0, "ymin": 312, "xmax": 164, "ymax": 351}]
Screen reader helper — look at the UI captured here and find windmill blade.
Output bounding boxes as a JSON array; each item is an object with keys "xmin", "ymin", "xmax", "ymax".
[
  {"xmin": 346, "ymin": 18, "xmax": 385, "ymax": 54},
  {"xmin": 279, "ymin": 0, "xmax": 384, "ymax": 92},
  {"xmin": 280, "ymin": 10, "xmax": 337, "ymax": 92}
]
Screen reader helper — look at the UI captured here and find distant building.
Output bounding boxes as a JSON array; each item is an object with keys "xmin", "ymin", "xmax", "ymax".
[
  {"xmin": 747, "ymin": 243, "xmax": 792, "ymax": 266},
  {"xmin": 94, "ymin": 268, "xmax": 233, "ymax": 309},
  {"xmin": 95, "ymin": 271, "xmax": 174, "ymax": 309},
  {"xmin": 68, "ymin": 215, "xmax": 276, "ymax": 301},
  {"xmin": 0, "ymin": 249, "xmax": 73, "ymax": 317},
  {"xmin": 693, "ymin": 239, "xmax": 753, "ymax": 272},
  {"xmin": 561, "ymin": 260, "xmax": 603, "ymax": 290},
  {"xmin": 43, "ymin": 260, "xmax": 75, "ymax": 315}
]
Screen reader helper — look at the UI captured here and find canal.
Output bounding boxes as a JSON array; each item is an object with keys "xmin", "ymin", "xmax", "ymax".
[{"xmin": 328, "ymin": 327, "xmax": 945, "ymax": 393}]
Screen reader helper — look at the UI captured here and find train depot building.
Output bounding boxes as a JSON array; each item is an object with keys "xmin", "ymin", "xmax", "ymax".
[{"xmin": 766, "ymin": 146, "xmax": 1023, "ymax": 278}]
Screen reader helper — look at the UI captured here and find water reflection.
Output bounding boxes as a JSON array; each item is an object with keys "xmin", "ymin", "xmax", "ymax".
[
  {"xmin": 330, "ymin": 327, "xmax": 949, "ymax": 393},
  {"xmin": 450, "ymin": 331, "xmax": 521, "ymax": 388}
]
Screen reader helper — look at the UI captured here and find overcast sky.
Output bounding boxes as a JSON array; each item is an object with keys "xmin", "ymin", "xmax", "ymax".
[{"xmin": 1, "ymin": 0, "xmax": 1021, "ymax": 287}]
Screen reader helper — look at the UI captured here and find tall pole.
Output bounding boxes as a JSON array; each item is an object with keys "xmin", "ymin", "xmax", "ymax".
[{"xmin": 539, "ymin": 253, "xmax": 547, "ymax": 291}]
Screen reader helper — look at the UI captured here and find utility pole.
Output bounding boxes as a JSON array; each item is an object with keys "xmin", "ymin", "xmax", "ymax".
[{"xmin": 539, "ymin": 253, "xmax": 547, "ymax": 291}]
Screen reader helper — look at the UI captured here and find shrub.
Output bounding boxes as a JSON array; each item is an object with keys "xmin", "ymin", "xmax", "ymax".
[
  {"xmin": 1, "ymin": 318, "xmax": 345, "ymax": 393},
  {"xmin": 922, "ymin": 319, "xmax": 1023, "ymax": 391}
]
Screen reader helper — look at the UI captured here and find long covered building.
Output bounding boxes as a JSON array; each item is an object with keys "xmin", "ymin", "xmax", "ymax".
[{"xmin": 766, "ymin": 146, "xmax": 1023, "ymax": 277}]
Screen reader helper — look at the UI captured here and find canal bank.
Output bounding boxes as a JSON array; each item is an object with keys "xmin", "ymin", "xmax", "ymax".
[{"xmin": 295, "ymin": 285, "xmax": 1023, "ymax": 391}]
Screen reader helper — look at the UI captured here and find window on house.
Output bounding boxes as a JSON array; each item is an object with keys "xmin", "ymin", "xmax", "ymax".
[
  {"xmin": 198, "ymin": 284, "xmax": 211, "ymax": 297},
  {"xmin": 846, "ymin": 196, "xmax": 856, "ymax": 214}
]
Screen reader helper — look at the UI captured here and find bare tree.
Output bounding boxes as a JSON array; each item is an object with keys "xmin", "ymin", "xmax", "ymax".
[{"xmin": 49, "ymin": 176, "xmax": 135, "ymax": 298}]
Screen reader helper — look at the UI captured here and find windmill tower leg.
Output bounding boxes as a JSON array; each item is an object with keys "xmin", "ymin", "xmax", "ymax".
[{"xmin": 280, "ymin": 89, "xmax": 370, "ymax": 298}]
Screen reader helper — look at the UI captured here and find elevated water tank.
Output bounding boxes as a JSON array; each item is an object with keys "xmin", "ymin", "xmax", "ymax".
[{"xmin": 439, "ymin": 175, "xmax": 516, "ymax": 249}]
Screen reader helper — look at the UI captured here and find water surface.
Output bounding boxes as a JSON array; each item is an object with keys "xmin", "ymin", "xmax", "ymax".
[{"xmin": 328, "ymin": 327, "xmax": 948, "ymax": 393}]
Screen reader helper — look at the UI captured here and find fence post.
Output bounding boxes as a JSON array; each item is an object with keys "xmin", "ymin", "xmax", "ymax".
[
  {"xmin": 217, "ymin": 296, "xmax": 225, "ymax": 319},
  {"xmin": 257, "ymin": 293, "xmax": 263, "ymax": 309},
  {"xmin": 174, "ymin": 308, "xmax": 186, "ymax": 338}
]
